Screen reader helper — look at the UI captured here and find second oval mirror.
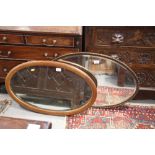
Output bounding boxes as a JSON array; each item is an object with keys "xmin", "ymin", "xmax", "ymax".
[{"xmin": 55, "ymin": 52, "xmax": 139, "ymax": 107}]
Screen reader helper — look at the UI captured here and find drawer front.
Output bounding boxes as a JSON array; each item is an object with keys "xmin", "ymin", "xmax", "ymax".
[
  {"xmin": 0, "ymin": 45, "xmax": 79, "ymax": 60},
  {"xmin": 25, "ymin": 35, "xmax": 75, "ymax": 47},
  {"xmin": 92, "ymin": 27, "xmax": 155, "ymax": 47},
  {"xmin": 0, "ymin": 60, "xmax": 25, "ymax": 78},
  {"xmin": 133, "ymin": 68, "xmax": 155, "ymax": 87},
  {"xmin": 0, "ymin": 33, "xmax": 24, "ymax": 44},
  {"xmin": 90, "ymin": 47, "xmax": 155, "ymax": 65}
]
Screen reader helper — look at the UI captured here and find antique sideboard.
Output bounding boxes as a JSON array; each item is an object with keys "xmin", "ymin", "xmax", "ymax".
[
  {"xmin": 0, "ymin": 26, "xmax": 82, "ymax": 84},
  {"xmin": 84, "ymin": 26, "xmax": 155, "ymax": 99}
]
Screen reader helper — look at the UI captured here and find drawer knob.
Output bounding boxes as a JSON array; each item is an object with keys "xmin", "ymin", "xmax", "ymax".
[
  {"xmin": 44, "ymin": 52, "xmax": 48, "ymax": 57},
  {"xmin": 7, "ymin": 51, "xmax": 12, "ymax": 55},
  {"xmin": 42, "ymin": 39, "xmax": 47, "ymax": 43},
  {"xmin": 52, "ymin": 40, "xmax": 57, "ymax": 45},
  {"xmin": 54, "ymin": 53, "xmax": 58, "ymax": 57},
  {"xmin": 2, "ymin": 36, "xmax": 7, "ymax": 41},
  {"xmin": 112, "ymin": 33, "xmax": 124, "ymax": 43},
  {"xmin": 3, "ymin": 68, "xmax": 8, "ymax": 72}
]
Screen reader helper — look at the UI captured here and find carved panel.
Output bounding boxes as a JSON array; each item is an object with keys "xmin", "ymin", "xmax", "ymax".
[
  {"xmin": 136, "ymin": 71, "xmax": 155, "ymax": 87},
  {"xmin": 93, "ymin": 48, "xmax": 155, "ymax": 65},
  {"xmin": 117, "ymin": 52, "xmax": 132, "ymax": 63},
  {"xmin": 94, "ymin": 28, "xmax": 155, "ymax": 47},
  {"xmin": 137, "ymin": 53, "xmax": 152, "ymax": 64},
  {"xmin": 118, "ymin": 52, "xmax": 154, "ymax": 64}
]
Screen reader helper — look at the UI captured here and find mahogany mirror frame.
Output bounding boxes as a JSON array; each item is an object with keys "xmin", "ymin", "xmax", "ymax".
[
  {"xmin": 54, "ymin": 52, "xmax": 139, "ymax": 107},
  {"xmin": 5, "ymin": 60, "xmax": 97, "ymax": 116}
]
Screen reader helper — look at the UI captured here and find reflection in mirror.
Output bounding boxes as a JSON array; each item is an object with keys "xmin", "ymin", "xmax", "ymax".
[
  {"xmin": 55, "ymin": 53, "xmax": 139, "ymax": 107},
  {"xmin": 60, "ymin": 60, "xmax": 98, "ymax": 87},
  {"xmin": 10, "ymin": 65, "xmax": 93, "ymax": 111}
]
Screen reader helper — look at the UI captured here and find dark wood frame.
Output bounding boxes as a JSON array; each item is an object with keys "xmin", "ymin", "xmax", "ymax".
[
  {"xmin": 5, "ymin": 60, "xmax": 97, "ymax": 116},
  {"xmin": 54, "ymin": 52, "xmax": 139, "ymax": 108}
]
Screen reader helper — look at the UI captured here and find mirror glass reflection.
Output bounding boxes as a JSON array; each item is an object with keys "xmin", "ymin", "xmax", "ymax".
[
  {"xmin": 56, "ymin": 53, "xmax": 137, "ymax": 107},
  {"xmin": 10, "ymin": 66, "xmax": 93, "ymax": 111}
]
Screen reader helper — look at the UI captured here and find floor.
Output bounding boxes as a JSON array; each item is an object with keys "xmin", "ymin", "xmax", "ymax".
[
  {"xmin": 0, "ymin": 94, "xmax": 66, "ymax": 129},
  {"xmin": 0, "ymin": 93, "xmax": 154, "ymax": 129}
]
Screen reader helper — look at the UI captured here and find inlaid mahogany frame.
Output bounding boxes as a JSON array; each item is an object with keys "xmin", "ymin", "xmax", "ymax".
[
  {"xmin": 54, "ymin": 52, "xmax": 139, "ymax": 108},
  {"xmin": 5, "ymin": 60, "xmax": 97, "ymax": 116}
]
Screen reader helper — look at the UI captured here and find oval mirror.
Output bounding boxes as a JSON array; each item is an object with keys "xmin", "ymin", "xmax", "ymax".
[
  {"xmin": 5, "ymin": 61, "xmax": 97, "ymax": 116},
  {"xmin": 54, "ymin": 52, "xmax": 139, "ymax": 107}
]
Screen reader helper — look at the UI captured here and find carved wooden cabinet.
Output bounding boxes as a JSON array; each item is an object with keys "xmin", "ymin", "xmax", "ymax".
[
  {"xmin": 85, "ymin": 26, "xmax": 155, "ymax": 89},
  {"xmin": 0, "ymin": 26, "xmax": 82, "ymax": 83}
]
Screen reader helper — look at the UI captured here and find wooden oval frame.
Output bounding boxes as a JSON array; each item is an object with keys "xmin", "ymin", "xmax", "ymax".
[
  {"xmin": 5, "ymin": 60, "xmax": 97, "ymax": 116},
  {"xmin": 54, "ymin": 52, "xmax": 139, "ymax": 108}
]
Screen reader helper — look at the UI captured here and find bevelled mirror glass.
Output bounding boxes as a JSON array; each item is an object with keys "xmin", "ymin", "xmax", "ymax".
[
  {"xmin": 55, "ymin": 52, "xmax": 139, "ymax": 107},
  {"xmin": 5, "ymin": 61, "xmax": 97, "ymax": 116}
]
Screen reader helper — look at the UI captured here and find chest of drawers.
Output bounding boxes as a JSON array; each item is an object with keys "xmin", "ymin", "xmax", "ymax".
[
  {"xmin": 0, "ymin": 26, "xmax": 82, "ymax": 83},
  {"xmin": 85, "ymin": 26, "xmax": 155, "ymax": 89}
]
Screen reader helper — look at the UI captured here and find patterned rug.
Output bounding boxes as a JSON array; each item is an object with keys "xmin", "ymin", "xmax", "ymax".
[
  {"xmin": 93, "ymin": 86, "xmax": 134, "ymax": 106},
  {"xmin": 66, "ymin": 105, "xmax": 155, "ymax": 129}
]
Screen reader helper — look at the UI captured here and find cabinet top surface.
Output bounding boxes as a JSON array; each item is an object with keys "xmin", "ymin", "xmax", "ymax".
[{"xmin": 0, "ymin": 26, "xmax": 82, "ymax": 35}]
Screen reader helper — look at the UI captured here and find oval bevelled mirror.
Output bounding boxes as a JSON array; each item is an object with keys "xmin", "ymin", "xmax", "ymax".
[
  {"xmin": 5, "ymin": 61, "xmax": 97, "ymax": 116},
  {"xmin": 54, "ymin": 52, "xmax": 139, "ymax": 107}
]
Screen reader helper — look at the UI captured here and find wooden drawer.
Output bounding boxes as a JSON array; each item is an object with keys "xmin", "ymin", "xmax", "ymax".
[
  {"xmin": 25, "ymin": 35, "xmax": 75, "ymax": 47},
  {"xmin": 92, "ymin": 27, "xmax": 155, "ymax": 47},
  {"xmin": 0, "ymin": 33, "xmax": 24, "ymax": 44},
  {"xmin": 91, "ymin": 47, "xmax": 155, "ymax": 65},
  {"xmin": 132, "ymin": 66, "xmax": 155, "ymax": 87},
  {"xmin": 0, "ymin": 45, "xmax": 78, "ymax": 60},
  {"xmin": 0, "ymin": 59, "xmax": 26, "ymax": 78}
]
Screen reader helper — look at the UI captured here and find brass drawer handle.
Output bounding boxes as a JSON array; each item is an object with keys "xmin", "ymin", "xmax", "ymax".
[
  {"xmin": 2, "ymin": 36, "xmax": 7, "ymax": 41},
  {"xmin": 0, "ymin": 50, "xmax": 12, "ymax": 57},
  {"xmin": 112, "ymin": 33, "xmax": 124, "ymax": 43},
  {"xmin": 48, "ymin": 39, "xmax": 57, "ymax": 46},
  {"xmin": 3, "ymin": 68, "xmax": 8, "ymax": 72},
  {"xmin": 44, "ymin": 52, "xmax": 58, "ymax": 58},
  {"xmin": 42, "ymin": 39, "xmax": 57, "ymax": 46}
]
